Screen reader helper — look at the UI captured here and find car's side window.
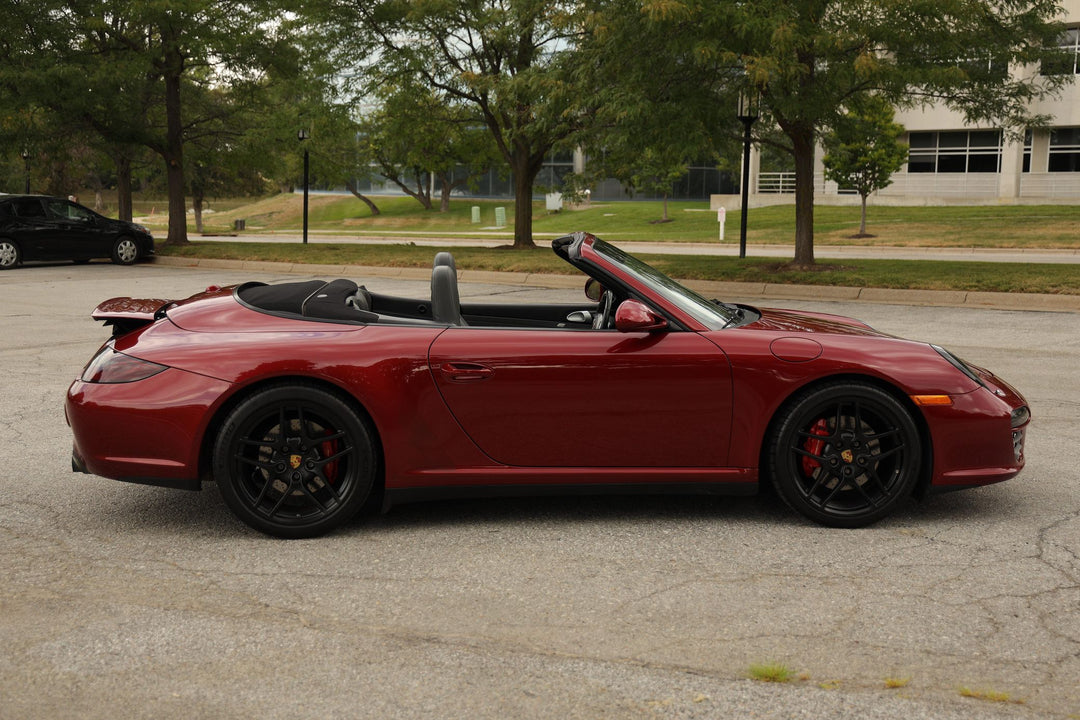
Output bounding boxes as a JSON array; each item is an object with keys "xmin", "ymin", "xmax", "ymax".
[
  {"xmin": 12, "ymin": 199, "xmax": 45, "ymax": 218},
  {"xmin": 46, "ymin": 200, "xmax": 88, "ymax": 221}
]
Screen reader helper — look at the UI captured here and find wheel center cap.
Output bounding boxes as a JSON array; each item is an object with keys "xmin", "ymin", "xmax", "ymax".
[
  {"xmin": 841, "ymin": 449, "xmax": 854, "ymax": 464},
  {"xmin": 289, "ymin": 454, "xmax": 303, "ymax": 470}
]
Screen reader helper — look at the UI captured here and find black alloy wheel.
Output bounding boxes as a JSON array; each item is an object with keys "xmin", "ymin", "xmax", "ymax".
[
  {"xmin": 769, "ymin": 382, "xmax": 921, "ymax": 528},
  {"xmin": 213, "ymin": 384, "xmax": 377, "ymax": 538},
  {"xmin": 111, "ymin": 236, "xmax": 140, "ymax": 265}
]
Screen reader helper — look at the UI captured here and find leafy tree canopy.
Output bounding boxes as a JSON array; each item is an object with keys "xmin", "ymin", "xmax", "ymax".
[
  {"xmin": 596, "ymin": 0, "xmax": 1071, "ymax": 264},
  {"xmin": 301, "ymin": 0, "xmax": 598, "ymax": 247}
]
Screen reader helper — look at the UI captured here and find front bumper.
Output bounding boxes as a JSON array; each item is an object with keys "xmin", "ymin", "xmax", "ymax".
[{"xmin": 923, "ymin": 372, "xmax": 1029, "ymax": 489}]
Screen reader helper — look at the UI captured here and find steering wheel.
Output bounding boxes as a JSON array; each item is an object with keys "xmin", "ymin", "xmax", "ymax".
[{"xmin": 592, "ymin": 290, "xmax": 614, "ymax": 330}]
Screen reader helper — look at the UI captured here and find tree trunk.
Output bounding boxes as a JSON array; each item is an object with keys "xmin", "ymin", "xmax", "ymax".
[
  {"xmin": 662, "ymin": 192, "xmax": 669, "ymax": 221},
  {"xmin": 859, "ymin": 193, "xmax": 868, "ymax": 235},
  {"xmin": 115, "ymin": 153, "xmax": 133, "ymax": 222},
  {"xmin": 344, "ymin": 180, "xmax": 381, "ymax": 215},
  {"xmin": 439, "ymin": 175, "xmax": 452, "ymax": 212},
  {"xmin": 416, "ymin": 170, "xmax": 433, "ymax": 210},
  {"xmin": 193, "ymin": 192, "xmax": 204, "ymax": 234},
  {"xmin": 511, "ymin": 144, "xmax": 540, "ymax": 249},
  {"xmin": 377, "ymin": 168, "xmax": 432, "ymax": 209},
  {"xmin": 790, "ymin": 125, "xmax": 816, "ymax": 265},
  {"xmin": 161, "ymin": 40, "xmax": 188, "ymax": 246}
]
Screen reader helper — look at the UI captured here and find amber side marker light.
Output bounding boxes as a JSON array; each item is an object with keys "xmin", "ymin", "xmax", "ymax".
[{"xmin": 910, "ymin": 394, "xmax": 953, "ymax": 407}]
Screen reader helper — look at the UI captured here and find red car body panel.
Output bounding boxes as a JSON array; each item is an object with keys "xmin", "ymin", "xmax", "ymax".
[
  {"xmin": 66, "ymin": 232, "xmax": 1029, "ymax": 520},
  {"xmin": 429, "ymin": 328, "xmax": 733, "ymax": 467}
]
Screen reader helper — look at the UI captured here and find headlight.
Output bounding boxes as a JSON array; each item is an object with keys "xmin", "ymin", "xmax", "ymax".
[
  {"xmin": 82, "ymin": 346, "xmax": 167, "ymax": 383},
  {"xmin": 133, "ymin": 223, "xmax": 151, "ymax": 235},
  {"xmin": 931, "ymin": 345, "xmax": 985, "ymax": 388}
]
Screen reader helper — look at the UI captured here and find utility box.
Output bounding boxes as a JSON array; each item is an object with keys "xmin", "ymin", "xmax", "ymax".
[
  {"xmin": 233, "ymin": 219, "xmax": 246, "ymax": 231},
  {"xmin": 545, "ymin": 193, "xmax": 563, "ymax": 211}
]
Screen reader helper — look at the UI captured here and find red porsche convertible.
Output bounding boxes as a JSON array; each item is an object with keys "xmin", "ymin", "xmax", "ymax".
[{"xmin": 66, "ymin": 232, "xmax": 1030, "ymax": 537}]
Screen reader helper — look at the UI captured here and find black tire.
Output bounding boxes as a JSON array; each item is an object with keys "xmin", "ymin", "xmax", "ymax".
[
  {"xmin": 0, "ymin": 239, "xmax": 19, "ymax": 269},
  {"xmin": 110, "ymin": 236, "xmax": 140, "ymax": 265},
  {"xmin": 212, "ymin": 384, "xmax": 377, "ymax": 538},
  {"xmin": 768, "ymin": 382, "xmax": 921, "ymax": 528}
]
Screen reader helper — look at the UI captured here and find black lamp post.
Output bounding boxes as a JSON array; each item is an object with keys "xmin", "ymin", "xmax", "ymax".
[
  {"xmin": 298, "ymin": 128, "xmax": 310, "ymax": 244},
  {"xmin": 736, "ymin": 90, "xmax": 760, "ymax": 259},
  {"xmin": 21, "ymin": 148, "xmax": 30, "ymax": 194}
]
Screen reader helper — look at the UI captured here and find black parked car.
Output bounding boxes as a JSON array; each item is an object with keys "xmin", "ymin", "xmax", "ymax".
[{"xmin": 0, "ymin": 194, "xmax": 155, "ymax": 269}]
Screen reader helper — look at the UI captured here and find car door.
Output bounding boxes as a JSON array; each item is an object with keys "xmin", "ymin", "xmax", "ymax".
[
  {"xmin": 428, "ymin": 327, "xmax": 733, "ymax": 468},
  {"xmin": 8, "ymin": 198, "xmax": 51, "ymax": 259},
  {"xmin": 43, "ymin": 199, "xmax": 108, "ymax": 259}
]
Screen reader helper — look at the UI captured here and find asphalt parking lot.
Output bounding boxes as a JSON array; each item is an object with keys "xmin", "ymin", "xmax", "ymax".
[{"xmin": 1, "ymin": 260, "xmax": 1078, "ymax": 719}]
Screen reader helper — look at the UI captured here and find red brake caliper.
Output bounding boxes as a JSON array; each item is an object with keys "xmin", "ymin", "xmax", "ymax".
[
  {"xmin": 320, "ymin": 432, "xmax": 339, "ymax": 484},
  {"xmin": 801, "ymin": 419, "xmax": 830, "ymax": 476}
]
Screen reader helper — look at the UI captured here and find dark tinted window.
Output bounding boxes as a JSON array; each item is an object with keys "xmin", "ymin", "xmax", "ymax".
[
  {"xmin": 45, "ymin": 199, "xmax": 93, "ymax": 221},
  {"xmin": 11, "ymin": 199, "xmax": 45, "ymax": 218}
]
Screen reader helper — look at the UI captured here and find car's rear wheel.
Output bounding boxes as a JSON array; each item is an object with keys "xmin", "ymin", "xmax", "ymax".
[
  {"xmin": 768, "ymin": 382, "xmax": 921, "ymax": 528},
  {"xmin": 212, "ymin": 384, "xmax": 377, "ymax": 538},
  {"xmin": 111, "ymin": 236, "xmax": 140, "ymax": 265},
  {"xmin": 0, "ymin": 239, "xmax": 19, "ymax": 269}
]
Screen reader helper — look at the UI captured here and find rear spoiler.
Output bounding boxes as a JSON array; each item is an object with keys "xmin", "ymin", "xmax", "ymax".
[{"xmin": 91, "ymin": 296, "xmax": 174, "ymax": 337}]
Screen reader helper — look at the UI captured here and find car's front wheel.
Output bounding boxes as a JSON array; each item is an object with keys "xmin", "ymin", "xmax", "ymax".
[
  {"xmin": 111, "ymin": 236, "xmax": 140, "ymax": 265},
  {"xmin": 212, "ymin": 384, "xmax": 377, "ymax": 538},
  {"xmin": 768, "ymin": 382, "xmax": 921, "ymax": 528},
  {"xmin": 0, "ymin": 239, "xmax": 20, "ymax": 269}
]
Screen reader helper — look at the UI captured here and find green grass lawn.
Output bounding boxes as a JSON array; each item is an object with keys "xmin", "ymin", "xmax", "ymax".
[
  {"xmin": 157, "ymin": 241, "xmax": 1080, "ymax": 295},
  {"xmin": 137, "ymin": 193, "xmax": 1080, "ymax": 249},
  {"xmin": 143, "ymin": 193, "xmax": 1080, "ymax": 294}
]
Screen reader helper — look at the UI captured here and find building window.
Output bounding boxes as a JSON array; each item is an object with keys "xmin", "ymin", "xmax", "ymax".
[
  {"xmin": 1049, "ymin": 128, "xmax": 1080, "ymax": 172},
  {"xmin": 907, "ymin": 131, "xmax": 1002, "ymax": 173},
  {"xmin": 1023, "ymin": 130, "xmax": 1032, "ymax": 173},
  {"xmin": 1043, "ymin": 27, "xmax": 1080, "ymax": 75}
]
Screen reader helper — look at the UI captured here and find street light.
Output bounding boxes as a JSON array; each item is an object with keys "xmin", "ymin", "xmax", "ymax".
[
  {"xmin": 298, "ymin": 128, "xmax": 310, "ymax": 245},
  {"xmin": 20, "ymin": 148, "xmax": 30, "ymax": 194},
  {"xmin": 736, "ymin": 90, "xmax": 760, "ymax": 259}
]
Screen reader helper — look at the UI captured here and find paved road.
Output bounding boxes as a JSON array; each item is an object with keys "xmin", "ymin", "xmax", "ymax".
[
  {"xmin": 195, "ymin": 230, "xmax": 1080, "ymax": 264},
  {"xmin": 2, "ymin": 261, "xmax": 1078, "ymax": 719}
]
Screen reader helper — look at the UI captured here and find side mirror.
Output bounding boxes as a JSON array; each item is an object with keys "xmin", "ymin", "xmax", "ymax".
[
  {"xmin": 584, "ymin": 278, "xmax": 604, "ymax": 302},
  {"xmin": 615, "ymin": 299, "xmax": 668, "ymax": 333}
]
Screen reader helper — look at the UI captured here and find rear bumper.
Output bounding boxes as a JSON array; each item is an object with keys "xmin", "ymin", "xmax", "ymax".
[{"xmin": 66, "ymin": 366, "xmax": 230, "ymax": 488}]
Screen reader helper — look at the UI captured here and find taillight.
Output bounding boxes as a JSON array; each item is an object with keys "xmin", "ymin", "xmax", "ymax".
[{"xmin": 81, "ymin": 346, "xmax": 167, "ymax": 383}]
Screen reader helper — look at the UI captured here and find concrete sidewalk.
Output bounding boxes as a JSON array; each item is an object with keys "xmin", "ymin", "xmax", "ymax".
[
  {"xmin": 185, "ymin": 230, "xmax": 1080, "ymax": 264},
  {"xmin": 153, "ymin": 255, "xmax": 1080, "ymax": 313}
]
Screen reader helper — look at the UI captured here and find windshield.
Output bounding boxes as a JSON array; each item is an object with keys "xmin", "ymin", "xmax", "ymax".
[{"xmin": 592, "ymin": 239, "xmax": 739, "ymax": 330}]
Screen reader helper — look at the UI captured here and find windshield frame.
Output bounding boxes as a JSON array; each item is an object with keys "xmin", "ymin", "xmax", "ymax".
[{"xmin": 587, "ymin": 237, "xmax": 739, "ymax": 330}]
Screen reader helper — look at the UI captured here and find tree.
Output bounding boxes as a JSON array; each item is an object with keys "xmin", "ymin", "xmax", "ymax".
[
  {"xmin": 2, "ymin": 1, "xmax": 294, "ymax": 243},
  {"xmin": 306, "ymin": 0, "xmax": 596, "ymax": 248},
  {"xmin": 580, "ymin": 105, "xmax": 715, "ymax": 223},
  {"xmin": 358, "ymin": 81, "xmax": 501, "ymax": 212},
  {"xmin": 822, "ymin": 97, "xmax": 908, "ymax": 237},
  {"xmin": 602, "ymin": 0, "xmax": 1071, "ymax": 265}
]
